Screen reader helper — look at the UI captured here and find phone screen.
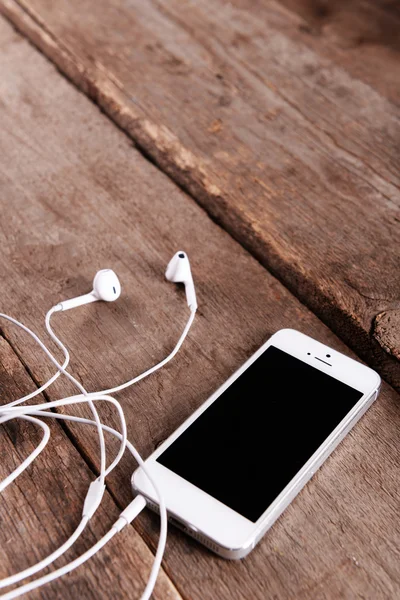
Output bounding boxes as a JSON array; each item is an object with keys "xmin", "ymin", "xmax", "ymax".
[{"xmin": 157, "ymin": 346, "xmax": 363, "ymax": 523}]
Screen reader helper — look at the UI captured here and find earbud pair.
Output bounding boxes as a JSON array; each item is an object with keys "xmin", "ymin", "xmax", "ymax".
[{"xmin": 57, "ymin": 251, "xmax": 197, "ymax": 312}]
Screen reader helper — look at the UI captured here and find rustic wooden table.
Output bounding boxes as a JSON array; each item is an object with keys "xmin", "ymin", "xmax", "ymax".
[{"xmin": 0, "ymin": 1, "xmax": 399, "ymax": 599}]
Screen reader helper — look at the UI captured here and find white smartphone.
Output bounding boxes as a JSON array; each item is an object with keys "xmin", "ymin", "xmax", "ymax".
[{"xmin": 132, "ymin": 329, "xmax": 381, "ymax": 559}]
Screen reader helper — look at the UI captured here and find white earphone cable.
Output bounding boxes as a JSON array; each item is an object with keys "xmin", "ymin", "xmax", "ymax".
[
  {"xmin": 0, "ymin": 517, "xmax": 88, "ymax": 590},
  {"xmin": 99, "ymin": 307, "xmax": 196, "ymax": 395},
  {"xmin": 0, "ymin": 310, "xmax": 175, "ymax": 597},
  {"xmin": 43, "ymin": 308, "xmax": 108, "ymax": 482},
  {"xmin": 0, "ymin": 312, "xmax": 107, "ymax": 486},
  {"xmin": 0, "ymin": 409, "xmax": 167, "ymax": 600},
  {"xmin": 0, "ymin": 527, "xmax": 118, "ymax": 600},
  {"xmin": 30, "ymin": 410, "xmax": 168, "ymax": 600},
  {"xmin": 46, "ymin": 306, "xmax": 196, "ymax": 397},
  {"xmin": 0, "ymin": 312, "xmax": 70, "ymax": 407},
  {"xmin": 0, "ymin": 252, "xmax": 196, "ymax": 599},
  {"xmin": 0, "ymin": 415, "xmax": 50, "ymax": 494},
  {"xmin": 0, "ymin": 394, "xmax": 126, "ymax": 595}
]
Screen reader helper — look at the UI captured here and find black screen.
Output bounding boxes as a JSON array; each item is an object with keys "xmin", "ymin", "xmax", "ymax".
[{"xmin": 157, "ymin": 346, "xmax": 363, "ymax": 522}]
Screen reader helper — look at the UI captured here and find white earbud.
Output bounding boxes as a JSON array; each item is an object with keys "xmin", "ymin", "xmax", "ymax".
[
  {"xmin": 57, "ymin": 269, "xmax": 121, "ymax": 311},
  {"xmin": 165, "ymin": 251, "xmax": 197, "ymax": 311}
]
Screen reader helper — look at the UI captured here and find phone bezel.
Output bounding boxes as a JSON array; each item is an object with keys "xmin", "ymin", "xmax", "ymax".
[{"xmin": 132, "ymin": 328, "xmax": 381, "ymax": 556}]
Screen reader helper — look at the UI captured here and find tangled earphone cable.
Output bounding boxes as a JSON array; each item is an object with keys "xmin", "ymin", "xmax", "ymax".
[
  {"xmin": 0, "ymin": 310, "xmax": 108, "ymax": 486},
  {"xmin": 0, "ymin": 251, "xmax": 196, "ymax": 599}
]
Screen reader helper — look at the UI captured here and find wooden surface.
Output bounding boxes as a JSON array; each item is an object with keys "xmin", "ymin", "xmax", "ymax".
[
  {"xmin": 0, "ymin": 0, "xmax": 398, "ymax": 391},
  {"xmin": 0, "ymin": 5, "xmax": 399, "ymax": 600},
  {"xmin": 275, "ymin": 0, "xmax": 400, "ymax": 104}
]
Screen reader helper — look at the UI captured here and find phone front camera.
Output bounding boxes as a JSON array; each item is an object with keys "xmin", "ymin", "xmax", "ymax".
[{"xmin": 326, "ymin": 354, "xmax": 331, "ymax": 358}]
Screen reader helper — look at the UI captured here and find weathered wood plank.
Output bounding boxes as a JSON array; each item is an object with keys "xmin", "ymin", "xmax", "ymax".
[
  {"xmin": 0, "ymin": 336, "xmax": 182, "ymax": 600},
  {"xmin": 1, "ymin": 0, "xmax": 398, "ymax": 390},
  {"xmin": 277, "ymin": 0, "xmax": 400, "ymax": 105},
  {"xmin": 0, "ymin": 13, "xmax": 399, "ymax": 600}
]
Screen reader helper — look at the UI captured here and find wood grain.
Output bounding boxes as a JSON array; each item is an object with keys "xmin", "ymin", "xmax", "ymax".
[
  {"xmin": 0, "ymin": 0, "xmax": 398, "ymax": 390},
  {"xmin": 0, "ymin": 14, "xmax": 399, "ymax": 600},
  {"xmin": 0, "ymin": 337, "xmax": 182, "ymax": 600},
  {"xmin": 277, "ymin": 0, "xmax": 400, "ymax": 105}
]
